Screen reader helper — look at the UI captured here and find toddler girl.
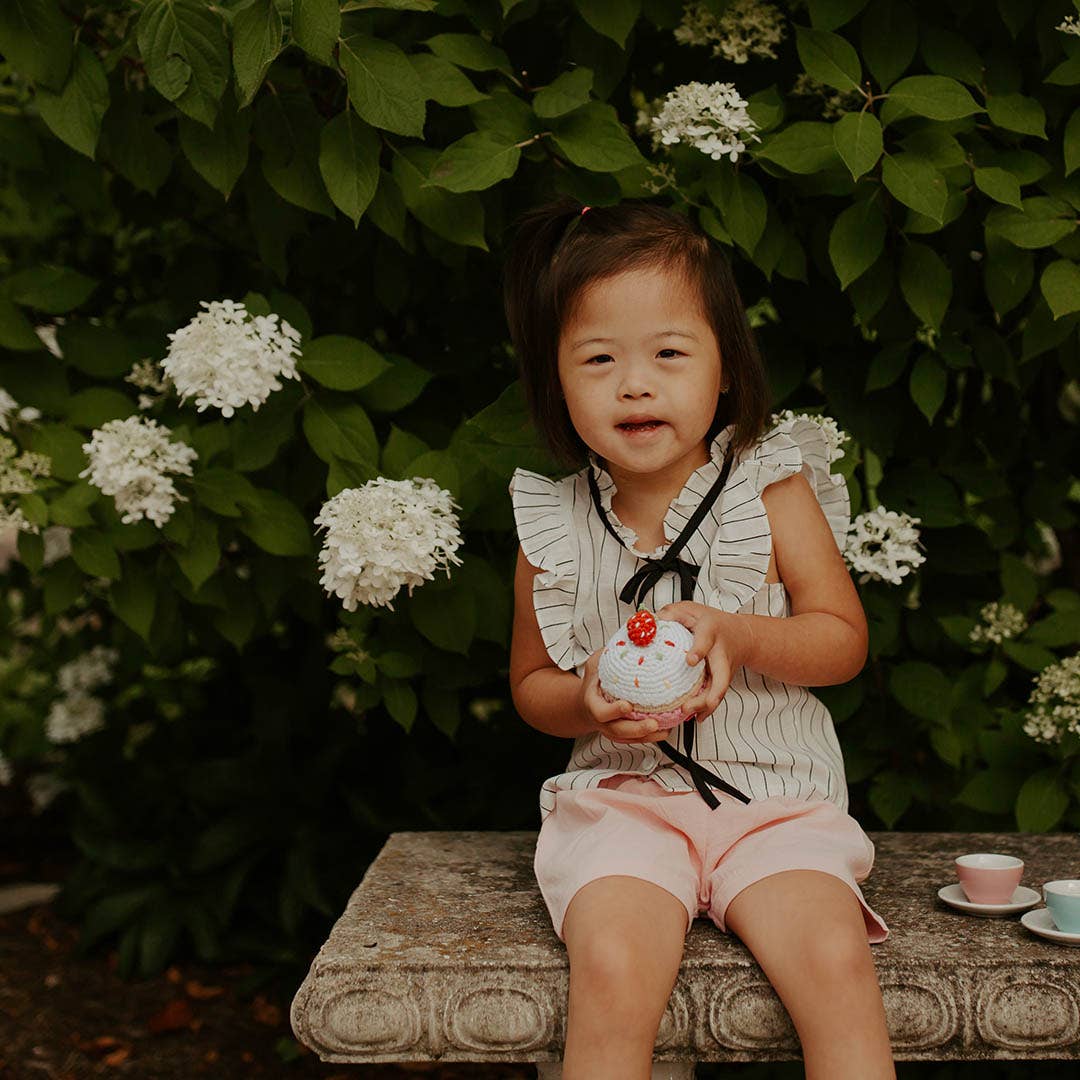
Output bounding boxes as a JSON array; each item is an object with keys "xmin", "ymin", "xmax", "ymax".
[{"xmin": 503, "ymin": 197, "xmax": 895, "ymax": 1080}]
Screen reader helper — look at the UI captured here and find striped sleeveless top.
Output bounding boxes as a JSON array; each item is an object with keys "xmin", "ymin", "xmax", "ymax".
[{"xmin": 508, "ymin": 416, "xmax": 854, "ymax": 825}]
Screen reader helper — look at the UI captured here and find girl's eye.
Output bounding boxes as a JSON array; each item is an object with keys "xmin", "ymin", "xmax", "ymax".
[{"xmin": 585, "ymin": 349, "xmax": 683, "ymax": 365}]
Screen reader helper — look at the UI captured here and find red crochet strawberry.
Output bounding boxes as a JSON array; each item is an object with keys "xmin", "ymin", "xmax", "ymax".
[{"xmin": 626, "ymin": 608, "xmax": 657, "ymax": 647}]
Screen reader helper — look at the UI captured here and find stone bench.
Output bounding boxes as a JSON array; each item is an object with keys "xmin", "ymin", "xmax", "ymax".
[{"xmin": 290, "ymin": 830, "xmax": 1080, "ymax": 1074}]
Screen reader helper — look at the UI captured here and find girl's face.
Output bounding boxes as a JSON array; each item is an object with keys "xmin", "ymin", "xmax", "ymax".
[{"xmin": 557, "ymin": 263, "xmax": 725, "ymax": 485}]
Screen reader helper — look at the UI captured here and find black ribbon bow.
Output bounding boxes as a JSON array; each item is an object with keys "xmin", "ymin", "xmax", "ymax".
[{"xmin": 586, "ymin": 445, "xmax": 752, "ymax": 809}]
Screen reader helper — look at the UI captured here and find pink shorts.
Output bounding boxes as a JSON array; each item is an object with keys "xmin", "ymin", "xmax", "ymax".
[{"xmin": 534, "ymin": 774, "xmax": 889, "ymax": 944}]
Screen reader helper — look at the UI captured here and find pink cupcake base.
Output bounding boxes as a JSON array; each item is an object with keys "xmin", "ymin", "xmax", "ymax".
[{"xmin": 599, "ymin": 681, "xmax": 702, "ymax": 731}]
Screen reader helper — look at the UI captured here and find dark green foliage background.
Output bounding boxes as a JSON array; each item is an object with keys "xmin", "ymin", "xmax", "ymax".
[{"xmin": 0, "ymin": 0, "xmax": 1077, "ymax": 991}]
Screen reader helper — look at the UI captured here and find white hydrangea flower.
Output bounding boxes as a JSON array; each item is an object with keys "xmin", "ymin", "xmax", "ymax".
[
  {"xmin": 27, "ymin": 772, "xmax": 67, "ymax": 813},
  {"xmin": 45, "ymin": 692, "xmax": 106, "ymax": 743},
  {"xmin": 42, "ymin": 525, "xmax": 72, "ymax": 567},
  {"xmin": 0, "ymin": 751, "xmax": 11, "ymax": 786},
  {"xmin": 674, "ymin": 0, "xmax": 787, "ymax": 64},
  {"xmin": 969, "ymin": 601, "xmax": 1028, "ymax": 645},
  {"xmin": 648, "ymin": 81, "xmax": 761, "ymax": 162},
  {"xmin": 770, "ymin": 409, "xmax": 850, "ymax": 465},
  {"xmin": 0, "ymin": 388, "xmax": 42, "ymax": 431},
  {"xmin": 789, "ymin": 71, "xmax": 864, "ymax": 119},
  {"xmin": 57, "ymin": 645, "xmax": 119, "ymax": 694},
  {"xmin": 79, "ymin": 415, "xmax": 198, "ymax": 526},
  {"xmin": 844, "ymin": 505, "xmax": 927, "ymax": 585},
  {"xmin": 0, "ymin": 504, "xmax": 37, "ymax": 536},
  {"xmin": 1022, "ymin": 652, "xmax": 1080, "ymax": 745},
  {"xmin": 162, "ymin": 299, "xmax": 302, "ymax": 418},
  {"xmin": 1024, "ymin": 522, "xmax": 1061, "ymax": 576},
  {"xmin": 1058, "ymin": 14, "xmax": 1080, "ymax": 36},
  {"xmin": 315, "ymin": 476, "xmax": 465, "ymax": 611}
]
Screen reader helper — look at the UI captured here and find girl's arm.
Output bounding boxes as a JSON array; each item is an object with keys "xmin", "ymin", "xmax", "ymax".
[
  {"xmin": 510, "ymin": 545, "xmax": 594, "ymax": 738},
  {"xmin": 729, "ymin": 472, "xmax": 868, "ymax": 687}
]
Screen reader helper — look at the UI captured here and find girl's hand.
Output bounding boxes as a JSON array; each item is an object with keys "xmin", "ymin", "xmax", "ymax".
[
  {"xmin": 578, "ymin": 647, "xmax": 669, "ymax": 744},
  {"xmin": 655, "ymin": 601, "xmax": 749, "ymax": 721}
]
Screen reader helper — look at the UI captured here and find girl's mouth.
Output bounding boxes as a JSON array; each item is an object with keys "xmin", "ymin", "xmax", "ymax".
[{"xmin": 618, "ymin": 421, "xmax": 667, "ymax": 437}]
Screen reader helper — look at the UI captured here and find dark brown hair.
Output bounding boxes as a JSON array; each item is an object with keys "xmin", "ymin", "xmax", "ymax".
[{"xmin": 501, "ymin": 194, "xmax": 772, "ymax": 473}]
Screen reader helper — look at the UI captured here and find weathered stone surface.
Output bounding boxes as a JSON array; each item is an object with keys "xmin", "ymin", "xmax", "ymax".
[{"xmin": 290, "ymin": 831, "xmax": 1080, "ymax": 1064}]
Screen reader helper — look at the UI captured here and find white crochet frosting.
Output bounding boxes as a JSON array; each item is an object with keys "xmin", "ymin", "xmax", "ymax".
[{"xmin": 597, "ymin": 616, "xmax": 705, "ymax": 710}]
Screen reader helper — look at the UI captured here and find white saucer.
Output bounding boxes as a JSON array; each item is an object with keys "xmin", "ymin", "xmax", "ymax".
[
  {"xmin": 937, "ymin": 883, "xmax": 1041, "ymax": 917},
  {"xmin": 1020, "ymin": 907, "xmax": 1080, "ymax": 945}
]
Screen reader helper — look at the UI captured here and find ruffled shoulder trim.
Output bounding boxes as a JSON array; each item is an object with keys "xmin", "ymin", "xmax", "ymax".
[
  {"xmin": 701, "ymin": 417, "xmax": 850, "ymax": 614},
  {"xmin": 738, "ymin": 416, "xmax": 851, "ymax": 552},
  {"xmin": 508, "ymin": 468, "xmax": 582, "ymax": 671}
]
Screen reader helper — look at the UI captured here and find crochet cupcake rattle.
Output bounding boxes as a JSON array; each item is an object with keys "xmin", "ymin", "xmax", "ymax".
[{"xmin": 597, "ymin": 608, "xmax": 706, "ymax": 731}]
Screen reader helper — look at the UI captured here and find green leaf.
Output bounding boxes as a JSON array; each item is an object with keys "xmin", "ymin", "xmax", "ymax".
[
  {"xmin": 29, "ymin": 423, "xmax": 91, "ymax": 481},
  {"xmin": 955, "ymin": 768, "xmax": 1023, "ymax": 814},
  {"xmin": 1015, "ymin": 770, "xmax": 1069, "ymax": 832},
  {"xmin": 868, "ymin": 770, "xmax": 912, "ymax": 828},
  {"xmin": 408, "ymin": 53, "xmax": 486, "ymax": 107},
  {"xmin": 5, "ymin": 265, "xmax": 97, "ymax": 313},
  {"xmin": 410, "ymin": 578, "xmax": 477, "ymax": 654},
  {"xmin": 882, "ymin": 75, "xmax": 982, "ymax": 124},
  {"xmin": 900, "ymin": 243, "xmax": 951, "ymax": 330},
  {"xmin": 231, "ymin": 0, "xmax": 284, "ymax": 109},
  {"xmin": 860, "ymin": 0, "xmax": 916, "ymax": 90},
  {"xmin": 109, "ymin": 559, "xmax": 157, "ymax": 641},
  {"xmin": 136, "ymin": 0, "xmax": 230, "ymax": 129},
  {"xmin": 98, "ymin": 92, "xmax": 173, "ymax": 195},
  {"xmin": 986, "ymin": 198, "xmax": 1077, "ymax": 249},
  {"xmin": 299, "ymin": 335, "xmax": 389, "ymax": 391},
  {"xmin": 1040, "ymin": 260, "xmax": 1080, "ymax": 320},
  {"xmin": 139, "ymin": 906, "xmax": 183, "ymax": 976},
  {"xmin": 291, "ymin": 0, "xmax": 339, "ymax": 66},
  {"xmin": 719, "ymin": 173, "xmax": 767, "ymax": 257},
  {"xmin": 35, "ymin": 43, "xmax": 109, "ymax": 159},
  {"xmin": 908, "ymin": 351, "xmax": 947, "ymax": 423},
  {"xmin": 808, "ymin": 0, "xmax": 870, "ymax": 30},
  {"xmin": 1002, "ymin": 641, "xmax": 1058, "ymax": 673},
  {"xmin": 192, "ymin": 468, "xmax": 256, "ymax": 516},
  {"xmin": 753, "ymin": 121, "xmax": 840, "ymax": 173},
  {"xmin": 71, "ymin": 529, "xmax": 121, "ymax": 580},
  {"xmin": 382, "ymin": 678, "xmax": 418, "ymax": 732},
  {"xmin": 0, "ymin": 295, "xmax": 46, "ymax": 350},
  {"xmin": 78, "ymin": 887, "xmax": 160, "ymax": 951},
  {"xmin": 420, "ymin": 32, "xmax": 513, "ymax": 76},
  {"xmin": 986, "ymin": 93, "xmax": 1046, "ymax": 139},
  {"xmin": 339, "ymin": 33, "xmax": 425, "ymax": 138},
  {"xmin": 534, "ymin": 67, "xmax": 593, "ymax": 119},
  {"xmin": 882, "ymin": 153, "xmax": 948, "ymax": 222},
  {"xmin": 973, "ymin": 166, "xmax": 1021, "ymax": 209},
  {"xmin": 549, "ymin": 100, "xmax": 646, "ymax": 172},
  {"xmin": 832, "ymin": 110, "xmax": 882, "ymax": 180},
  {"xmin": 65, "ymin": 388, "xmax": 136, "ymax": 429},
  {"xmin": 829, "ymin": 196, "xmax": 885, "ymax": 289},
  {"xmin": 425, "ymin": 129, "xmax": 521, "ymax": 193},
  {"xmin": 302, "ymin": 397, "xmax": 378, "ymax": 467},
  {"xmin": 795, "ymin": 26, "xmax": 862, "ymax": 93},
  {"xmin": 0, "ymin": 0, "xmax": 72, "ymax": 90},
  {"xmin": 574, "ymin": 0, "xmax": 640, "ymax": 47},
  {"xmin": 318, "ymin": 108, "xmax": 380, "ymax": 225},
  {"xmin": 1065, "ymin": 108, "xmax": 1080, "ymax": 178},
  {"xmin": 178, "ymin": 85, "xmax": 251, "ymax": 199},
  {"xmin": 171, "ymin": 514, "xmax": 220, "ymax": 590},
  {"xmin": 391, "ymin": 146, "xmax": 488, "ymax": 251},
  {"xmin": 236, "ymin": 488, "xmax": 312, "ymax": 556},
  {"xmin": 889, "ymin": 660, "xmax": 952, "ymax": 721},
  {"xmin": 919, "ymin": 26, "xmax": 983, "ymax": 87},
  {"xmin": 253, "ymin": 92, "xmax": 336, "ymax": 218},
  {"xmin": 1025, "ymin": 610, "xmax": 1080, "ymax": 647}
]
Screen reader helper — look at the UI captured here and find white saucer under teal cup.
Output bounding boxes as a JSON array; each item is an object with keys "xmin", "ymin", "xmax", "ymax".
[
  {"xmin": 1021, "ymin": 907, "xmax": 1080, "ymax": 946},
  {"xmin": 1044, "ymin": 881, "xmax": 1080, "ymax": 934}
]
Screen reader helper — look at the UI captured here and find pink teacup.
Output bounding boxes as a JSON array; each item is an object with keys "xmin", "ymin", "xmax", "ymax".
[{"xmin": 955, "ymin": 853, "xmax": 1024, "ymax": 904}]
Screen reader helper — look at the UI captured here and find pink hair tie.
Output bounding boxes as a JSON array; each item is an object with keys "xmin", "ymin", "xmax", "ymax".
[{"xmin": 580, "ymin": 205, "xmax": 591, "ymax": 215}]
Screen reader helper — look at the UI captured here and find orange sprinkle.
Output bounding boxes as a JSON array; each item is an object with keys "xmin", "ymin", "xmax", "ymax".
[
  {"xmin": 664, "ymin": 640, "xmax": 675, "ymax": 646},
  {"xmin": 617, "ymin": 640, "xmax": 626, "ymax": 645},
  {"xmin": 637, "ymin": 656, "xmax": 644, "ymax": 665},
  {"xmin": 634, "ymin": 676, "xmax": 639, "ymax": 687}
]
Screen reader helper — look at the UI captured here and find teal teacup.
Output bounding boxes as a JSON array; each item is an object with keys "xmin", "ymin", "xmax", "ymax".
[{"xmin": 1044, "ymin": 881, "xmax": 1080, "ymax": 934}]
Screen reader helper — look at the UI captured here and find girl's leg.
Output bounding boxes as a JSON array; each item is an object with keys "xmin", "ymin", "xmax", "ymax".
[
  {"xmin": 722, "ymin": 869, "xmax": 896, "ymax": 1080},
  {"xmin": 560, "ymin": 874, "xmax": 690, "ymax": 1080}
]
